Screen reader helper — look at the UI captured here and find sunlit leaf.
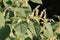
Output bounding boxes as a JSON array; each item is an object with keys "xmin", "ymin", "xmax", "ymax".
[
  {"xmin": 14, "ymin": 21, "xmax": 28, "ymax": 39},
  {"xmin": 14, "ymin": 21, "xmax": 28, "ymax": 33},
  {"xmin": 15, "ymin": 8, "xmax": 26, "ymax": 18},
  {"xmin": 28, "ymin": 21, "xmax": 37, "ymax": 36},
  {"xmin": 26, "ymin": 29, "xmax": 33, "ymax": 39},
  {"xmin": 15, "ymin": 32, "xmax": 27, "ymax": 39},
  {"xmin": 44, "ymin": 23, "xmax": 54, "ymax": 38},
  {"xmin": 0, "ymin": 12, "xmax": 5, "ymax": 28},
  {"xmin": 6, "ymin": 37, "xmax": 16, "ymax": 40},
  {"xmin": 30, "ymin": 0, "xmax": 42, "ymax": 4}
]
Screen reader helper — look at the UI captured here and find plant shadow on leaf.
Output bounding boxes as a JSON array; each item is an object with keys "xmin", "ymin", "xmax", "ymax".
[
  {"xmin": 57, "ymin": 33, "xmax": 60, "ymax": 39},
  {"xmin": 0, "ymin": 25, "xmax": 10, "ymax": 40},
  {"xmin": 25, "ymin": 37, "xmax": 32, "ymax": 40},
  {"xmin": 6, "ymin": 0, "xmax": 12, "ymax": 5},
  {"xmin": 33, "ymin": 35, "xmax": 40, "ymax": 40},
  {"xmin": 5, "ymin": 10, "xmax": 14, "ymax": 19}
]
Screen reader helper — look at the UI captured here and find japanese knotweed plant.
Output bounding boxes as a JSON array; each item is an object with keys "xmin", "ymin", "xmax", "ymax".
[{"xmin": 0, "ymin": 0, "xmax": 60, "ymax": 40}]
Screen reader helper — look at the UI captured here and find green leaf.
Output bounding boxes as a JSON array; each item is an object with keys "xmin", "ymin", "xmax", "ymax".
[
  {"xmin": 51, "ymin": 22, "xmax": 59, "ymax": 29},
  {"xmin": 21, "ymin": 4, "xmax": 32, "ymax": 16},
  {"xmin": 15, "ymin": 32, "xmax": 27, "ymax": 39},
  {"xmin": 14, "ymin": 21, "xmax": 28, "ymax": 33},
  {"xmin": 15, "ymin": 8, "xmax": 26, "ymax": 18},
  {"xmin": 44, "ymin": 30, "xmax": 50, "ymax": 38},
  {"xmin": 26, "ymin": 29, "xmax": 33, "ymax": 39},
  {"xmin": 11, "ymin": 0, "xmax": 17, "ymax": 2},
  {"xmin": 44, "ymin": 23, "xmax": 54, "ymax": 38},
  {"xmin": 25, "ymin": 37, "xmax": 32, "ymax": 40},
  {"xmin": 5, "ymin": 11, "xmax": 14, "ymax": 19},
  {"xmin": 0, "ymin": 25, "xmax": 10, "ymax": 40},
  {"xmin": 28, "ymin": 21, "xmax": 37, "ymax": 36},
  {"xmin": 30, "ymin": 0, "xmax": 42, "ymax": 4},
  {"xmin": 0, "ymin": 8, "xmax": 3, "ymax": 12},
  {"xmin": 0, "ymin": 12, "xmax": 5, "ymax": 28},
  {"xmin": 6, "ymin": 37, "xmax": 16, "ymax": 40},
  {"xmin": 33, "ymin": 21, "xmax": 40, "ymax": 36},
  {"xmin": 44, "ymin": 30, "xmax": 51, "ymax": 38},
  {"xmin": 14, "ymin": 21, "xmax": 28, "ymax": 39},
  {"xmin": 6, "ymin": 37, "xmax": 11, "ymax": 40}
]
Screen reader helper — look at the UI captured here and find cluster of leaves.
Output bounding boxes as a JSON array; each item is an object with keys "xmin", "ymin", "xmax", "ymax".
[{"xmin": 0, "ymin": 0, "xmax": 60, "ymax": 40}]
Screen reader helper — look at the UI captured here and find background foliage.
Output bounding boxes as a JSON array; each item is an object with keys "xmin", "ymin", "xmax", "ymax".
[{"xmin": 0, "ymin": 0, "xmax": 60, "ymax": 40}]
